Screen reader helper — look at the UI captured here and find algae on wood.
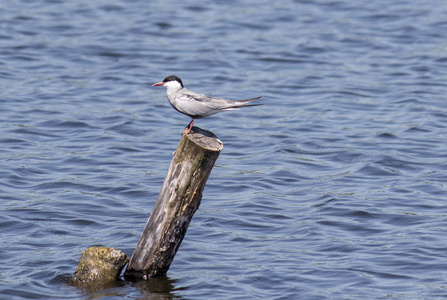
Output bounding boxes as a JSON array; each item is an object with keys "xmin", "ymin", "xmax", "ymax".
[{"xmin": 68, "ymin": 246, "xmax": 129, "ymax": 288}]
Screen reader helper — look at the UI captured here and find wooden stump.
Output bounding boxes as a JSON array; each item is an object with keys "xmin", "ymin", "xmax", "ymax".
[
  {"xmin": 68, "ymin": 246, "xmax": 129, "ymax": 288},
  {"xmin": 125, "ymin": 127, "xmax": 223, "ymax": 279}
]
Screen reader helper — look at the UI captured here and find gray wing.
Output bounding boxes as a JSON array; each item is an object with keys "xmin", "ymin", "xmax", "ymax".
[{"xmin": 173, "ymin": 88, "xmax": 261, "ymax": 118}]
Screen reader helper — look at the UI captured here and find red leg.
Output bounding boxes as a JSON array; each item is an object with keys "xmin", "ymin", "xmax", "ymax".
[{"xmin": 182, "ymin": 119, "xmax": 194, "ymax": 135}]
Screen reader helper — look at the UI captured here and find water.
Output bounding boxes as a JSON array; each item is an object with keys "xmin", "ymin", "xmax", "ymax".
[{"xmin": 1, "ymin": 0, "xmax": 447, "ymax": 298}]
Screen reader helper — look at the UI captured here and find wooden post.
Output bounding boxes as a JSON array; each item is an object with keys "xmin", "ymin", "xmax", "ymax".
[{"xmin": 124, "ymin": 126, "xmax": 223, "ymax": 280}]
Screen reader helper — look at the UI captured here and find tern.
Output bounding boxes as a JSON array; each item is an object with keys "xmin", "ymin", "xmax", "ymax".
[{"xmin": 152, "ymin": 75, "xmax": 262, "ymax": 134}]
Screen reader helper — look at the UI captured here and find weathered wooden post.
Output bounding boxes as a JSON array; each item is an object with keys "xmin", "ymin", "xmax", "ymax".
[{"xmin": 124, "ymin": 126, "xmax": 223, "ymax": 279}]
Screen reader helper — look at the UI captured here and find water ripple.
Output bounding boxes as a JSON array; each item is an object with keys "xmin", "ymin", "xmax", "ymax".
[{"xmin": 2, "ymin": 0, "xmax": 447, "ymax": 299}]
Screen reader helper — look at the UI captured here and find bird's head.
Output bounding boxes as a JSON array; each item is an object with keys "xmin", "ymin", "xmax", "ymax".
[{"xmin": 152, "ymin": 75, "xmax": 184, "ymax": 89}]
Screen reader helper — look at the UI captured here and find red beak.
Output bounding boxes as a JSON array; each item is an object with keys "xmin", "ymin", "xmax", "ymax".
[{"xmin": 152, "ymin": 82, "xmax": 164, "ymax": 87}]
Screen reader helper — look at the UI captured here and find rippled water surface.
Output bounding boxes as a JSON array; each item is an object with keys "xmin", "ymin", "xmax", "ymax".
[{"xmin": 1, "ymin": 0, "xmax": 447, "ymax": 299}]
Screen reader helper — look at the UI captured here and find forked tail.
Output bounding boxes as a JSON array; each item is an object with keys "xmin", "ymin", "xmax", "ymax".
[{"xmin": 228, "ymin": 96, "xmax": 262, "ymax": 109}]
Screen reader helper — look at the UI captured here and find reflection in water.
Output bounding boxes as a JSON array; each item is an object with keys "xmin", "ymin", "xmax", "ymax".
[{"xmin": 131, "ymin": 276, "xmax": 182, "ymax": 300}]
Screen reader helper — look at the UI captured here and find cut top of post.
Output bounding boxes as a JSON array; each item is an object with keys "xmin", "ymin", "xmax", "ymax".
[{"xmin": 184, "ymin": 127, "xmax": 223, "ymax": 152}]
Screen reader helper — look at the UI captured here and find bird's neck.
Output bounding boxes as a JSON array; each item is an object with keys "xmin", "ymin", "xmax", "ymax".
[{"xmin": 167, "ymin": 86, "xmax": 183, "ymax": 102}]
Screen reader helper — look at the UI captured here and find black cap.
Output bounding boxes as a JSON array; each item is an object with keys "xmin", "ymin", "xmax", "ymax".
[{"xmin": 163, "ymin": 75, "xmax": 183, "ymax": 87}]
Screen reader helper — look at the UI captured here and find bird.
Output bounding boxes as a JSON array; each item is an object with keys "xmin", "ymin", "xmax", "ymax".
[{"xmin": 152, "ymin": 75, "xmax": 262, "ymax": 135}]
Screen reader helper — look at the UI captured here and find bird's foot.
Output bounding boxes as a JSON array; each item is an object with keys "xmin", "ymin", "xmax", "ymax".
[
  {"xmin": 182, "ymin": 128, "xmax": 191, "ymax": 135},
  {"xmin": 182, "ymin": 120, "xmax": 194, "ymax": 135}
]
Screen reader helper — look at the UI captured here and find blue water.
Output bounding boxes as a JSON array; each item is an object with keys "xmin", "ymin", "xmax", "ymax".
[{"xmin": 1, "ymin": 0, "xmax": 447, "ymax": 299}]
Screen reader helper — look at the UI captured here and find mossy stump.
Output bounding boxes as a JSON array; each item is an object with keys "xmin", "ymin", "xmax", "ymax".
[
  {"xmin": 125, "ymin": 126, "xmax": 223, "ymax": 280},
  {"xmin": 68, "ymin": 247, "xmax": 129, "ymax": 287}
]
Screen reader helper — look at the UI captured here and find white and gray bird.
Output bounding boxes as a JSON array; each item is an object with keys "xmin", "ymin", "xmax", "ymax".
[{"xmin": 152, "ymin": 75, "xmax": 262, "ymax": 134}]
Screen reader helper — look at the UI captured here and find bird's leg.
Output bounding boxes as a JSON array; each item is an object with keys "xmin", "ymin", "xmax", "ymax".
[{"xmin": 182, "ymin": 119, "xmax": 194, "ymax": 135}]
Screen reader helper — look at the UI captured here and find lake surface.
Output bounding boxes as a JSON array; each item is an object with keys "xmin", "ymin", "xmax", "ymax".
[{"xmin": 1, "ymin": 0, "xmax": 447, "ymax": 299}]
